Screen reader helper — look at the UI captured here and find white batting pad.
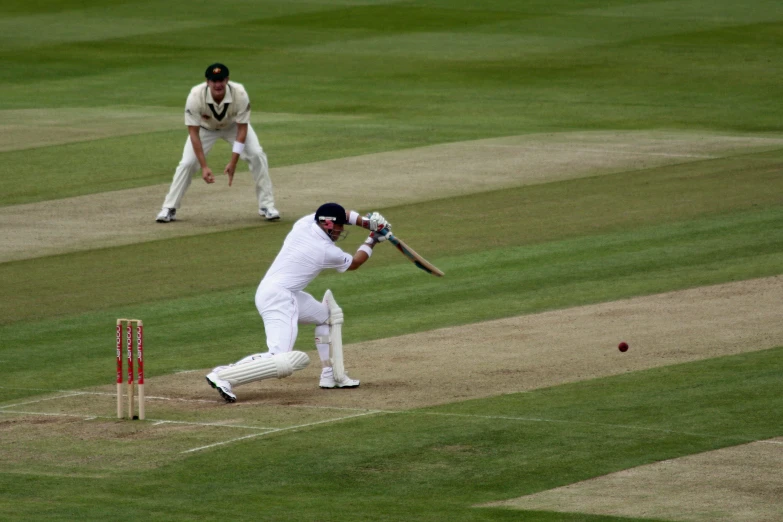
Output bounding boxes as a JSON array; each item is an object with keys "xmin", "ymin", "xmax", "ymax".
[
  {"xmin": 330, "ymin": 323, "xmax": 345, "ymax": 381},
  {"xmin": 286, "ymin": 350, "xmax": 310, "ymax": 372},
  {"xmin": 323, "ymin": 289, "xmax": 344, "ymax": 325},
  {"xmin": 217, "ymin": 351, "xmax": 310, "ymax": 386},
  {"xmin": 322, "ymin": 290, "xmax": 346, "ymax": 380}
]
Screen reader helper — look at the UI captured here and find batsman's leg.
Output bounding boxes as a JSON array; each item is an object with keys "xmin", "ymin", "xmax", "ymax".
[
  {"xmin": 322, "ymin": 289, "xmax": 345, "ymax": 380},
  {"xmin": 205, "ymin": 352, "xmax": 310, "ymax": 403},
  {"xmin": 218, "ymin": 351, "xmax": 309, "ymax": 384},
  {"xmin": 205, "ymin": 285, "xmax": 306, "ymax": 402},
  {"xmin": 318, "ymin": 290, "xmax": 359, "ymax": 389}
]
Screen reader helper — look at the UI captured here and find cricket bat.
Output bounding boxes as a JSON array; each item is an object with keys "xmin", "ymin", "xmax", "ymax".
[{"xmin": 384, "ymin": 231, "xmax": 444, "ymax": 277}]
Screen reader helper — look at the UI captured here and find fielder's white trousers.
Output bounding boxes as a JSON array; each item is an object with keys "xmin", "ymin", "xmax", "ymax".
[
  {"xmin": 161, "ymin": 123, "xmax": 275, "ymax": 210},
  {"xmin": 255, "ymin": 283, "xmax": 329, "ymax": 355}
]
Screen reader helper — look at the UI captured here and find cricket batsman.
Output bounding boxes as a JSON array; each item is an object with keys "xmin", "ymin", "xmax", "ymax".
[{"xmin": 206, "ymin": 202, "xmax": 390, "ymax": 402}]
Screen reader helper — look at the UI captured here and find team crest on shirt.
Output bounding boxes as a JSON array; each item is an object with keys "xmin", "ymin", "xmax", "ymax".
[{"xmin": 202, "ymin": 114, "xmax": 211, "ymax": 120}]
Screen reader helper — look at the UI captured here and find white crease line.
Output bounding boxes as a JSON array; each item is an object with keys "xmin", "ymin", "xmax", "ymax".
[
  {"xmin": 0, "ymin": 386, "xmax": 74, "ymax": 392},
  {"xmin": 237, "ymin": 401, "xmax": 378, "ymax": 412},
  {"xmin": 154, "ymin": 419, "xmax": 275, "ymax": 430},
  {"xmin": 0, "ymin": 386, "xmax": 71, "ymax": 391},
  {"xmin": 0, "ymin": 410, "xmax": 283, "ymax": 431},
  {"xmin": 182, "ymin": 432, "xmax": 268, "ymax": 453},
  {"xmin": 0, "ymin": 409, "xmax": 284, "ymax": 431},
  {"xmin": 182, "ymin": 410, "xmax": 388, "ymax": 454},
  {"xmin": 0, "ymin": 410, "xmax": 97, "ymax": 420},
  {"xmin": 1, "ymin": 406, "xmax": 389, "ymax": 439},
  {"xmin": 0, "ymin": 386, "xmax": 380, "ymax": 411},
  {"xmin": 1, "ymin": 388, "xmax": 227, "ymax": 405},
  {"xmin": 0, "ymin": 392, "xmax": 86, "ymax": 409},
  {"xmin": 77, "ymin": 391, "xmax": 217, "ymax": 404},
  {"xmin": 85, "ymin": 392, "xmax": 378, "ymax": 410},
  {"xmin": 141, "ymin": 395, "xmax": 216, "ymax": 403}
]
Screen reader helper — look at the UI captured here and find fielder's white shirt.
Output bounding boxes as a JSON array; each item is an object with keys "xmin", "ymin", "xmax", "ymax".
[
  {"xmin": 184, "ymin": 81, "xmax": 251, "ymax": 131},
  {"xmin": 259, "ymin": 214, "xmax": 353, "ymax": 293}
]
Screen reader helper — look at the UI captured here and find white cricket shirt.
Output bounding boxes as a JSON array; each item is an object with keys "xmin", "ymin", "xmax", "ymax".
[
  {"xmin": 184, "ymin": 81, "xmax": 251, "ymax": 131},
  {"xmin": 259, "ymin": 214, "xmax": 353, "ymax": 293}
]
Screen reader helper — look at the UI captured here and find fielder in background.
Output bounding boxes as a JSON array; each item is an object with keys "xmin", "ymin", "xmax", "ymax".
[
  {"xmin": 206, "ymin": 203, "xmax": 391, "ymax": 402},
  {"xmin": 156, "ymin": 63, "xmax": 280, "ymax": 223}
]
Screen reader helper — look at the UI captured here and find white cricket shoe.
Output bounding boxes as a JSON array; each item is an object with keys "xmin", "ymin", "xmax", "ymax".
[
  {"xmin": 319, "ymin": 367, "xmax": 360, "ymax": 389},
  {"xmin": 205, "ymin": 368, "xmax": 237, "ymax": 403},
  {"xmin": 156, "ymin": 208, "xmax": 176, "ymax": 223},
  {"xmin": 259, "ymin": 206, "xmax": 281, "ymax": 221}
]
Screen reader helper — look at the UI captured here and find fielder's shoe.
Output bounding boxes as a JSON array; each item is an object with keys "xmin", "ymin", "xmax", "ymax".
[
  {"xmin": 205, "ymin": 368, "xmax": 237, "ymax": 403},
  {"xmin": 259, "ymin": 206, "xmax": 281, "ymax": 221},
  {"xmin": 156, "ymin": 208, "xmax": 177, "ymax": 223},
  {"xmin": 319, "ymin": 367, "xmax": 360, "ymax": 389}
]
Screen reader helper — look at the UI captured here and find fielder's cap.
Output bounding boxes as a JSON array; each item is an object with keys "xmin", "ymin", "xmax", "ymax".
[
  {"xmin": 205, "ymin": 63, "xmax": 229, "ymax": 81},
  {"xmin": 315, "ymin": 202, "xmax": 347, "ymax": 225}
]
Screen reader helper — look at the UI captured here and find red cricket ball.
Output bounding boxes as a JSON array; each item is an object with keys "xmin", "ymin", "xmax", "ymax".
[{"xmin": 618, "ymin": 342, "xmax": 629, "ymax": 352}]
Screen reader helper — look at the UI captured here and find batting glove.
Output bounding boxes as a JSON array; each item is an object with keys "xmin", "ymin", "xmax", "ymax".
[
  {"xmin": 366, "ymin": 212, "xmax": 390, "ymax": 232},
  {"xmin": 369, "ymin": 231, "xmax": 387, "ymax": 244}
]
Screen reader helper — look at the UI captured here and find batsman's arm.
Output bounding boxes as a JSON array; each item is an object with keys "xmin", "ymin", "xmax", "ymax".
[
  {"xmin": 347, "ymin": 210, "xmax": 389, "ymax": 232},
  {"xmin": 347, "ymin": 236, "xmax": 377, "ymax": 271},
  {"xmin": 347, "ymin": 210, "xmax": 367, "ymax": 228}
]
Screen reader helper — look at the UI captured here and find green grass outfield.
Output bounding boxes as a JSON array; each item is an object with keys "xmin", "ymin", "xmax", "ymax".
[{"xmin": 1, "ymin": 1, "xmax": 783, "ymax": 520}]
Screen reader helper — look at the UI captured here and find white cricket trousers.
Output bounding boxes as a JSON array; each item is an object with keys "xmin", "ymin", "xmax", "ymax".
[
  {"xmin": 255, "ymin": 284, "xmax": 329, "ymax": 355},
  {"xmin": 161, "ymin": 123, "xmax": 275, "ymax": 210}
]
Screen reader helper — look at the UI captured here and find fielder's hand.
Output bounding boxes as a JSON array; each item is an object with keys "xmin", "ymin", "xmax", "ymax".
[
  {"xmin": 223, "ymin": 162, "xmax": 236, "ymax": 187},
  {"xmin": 202, "ymin": 167, "xmax": 215, "ymax": 184},
  {"xmin": 366, "ymin": 212, "xmax": 391, "ymax": 232}
]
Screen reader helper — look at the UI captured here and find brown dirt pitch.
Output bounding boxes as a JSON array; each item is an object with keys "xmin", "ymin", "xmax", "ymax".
[
  {"xmin": 3, "ymin": 130, "xmax": 783, "ymax": 262},
  {"xmin": 483, "ymin": 438, "xmax": 783, "ymax": 522}
]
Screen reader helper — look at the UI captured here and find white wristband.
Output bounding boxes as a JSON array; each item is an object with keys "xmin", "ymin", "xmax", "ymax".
[
  {"xmin": 232, "ymin": 141, "xmax": 245, "ymax": 154},
  {"xmin": 358, "ymin": 244, "xmax": 373, "ymax": 257},
  {"xmin": 348, "ymin": 211, "xmax": 360, "ymax": 226}
]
